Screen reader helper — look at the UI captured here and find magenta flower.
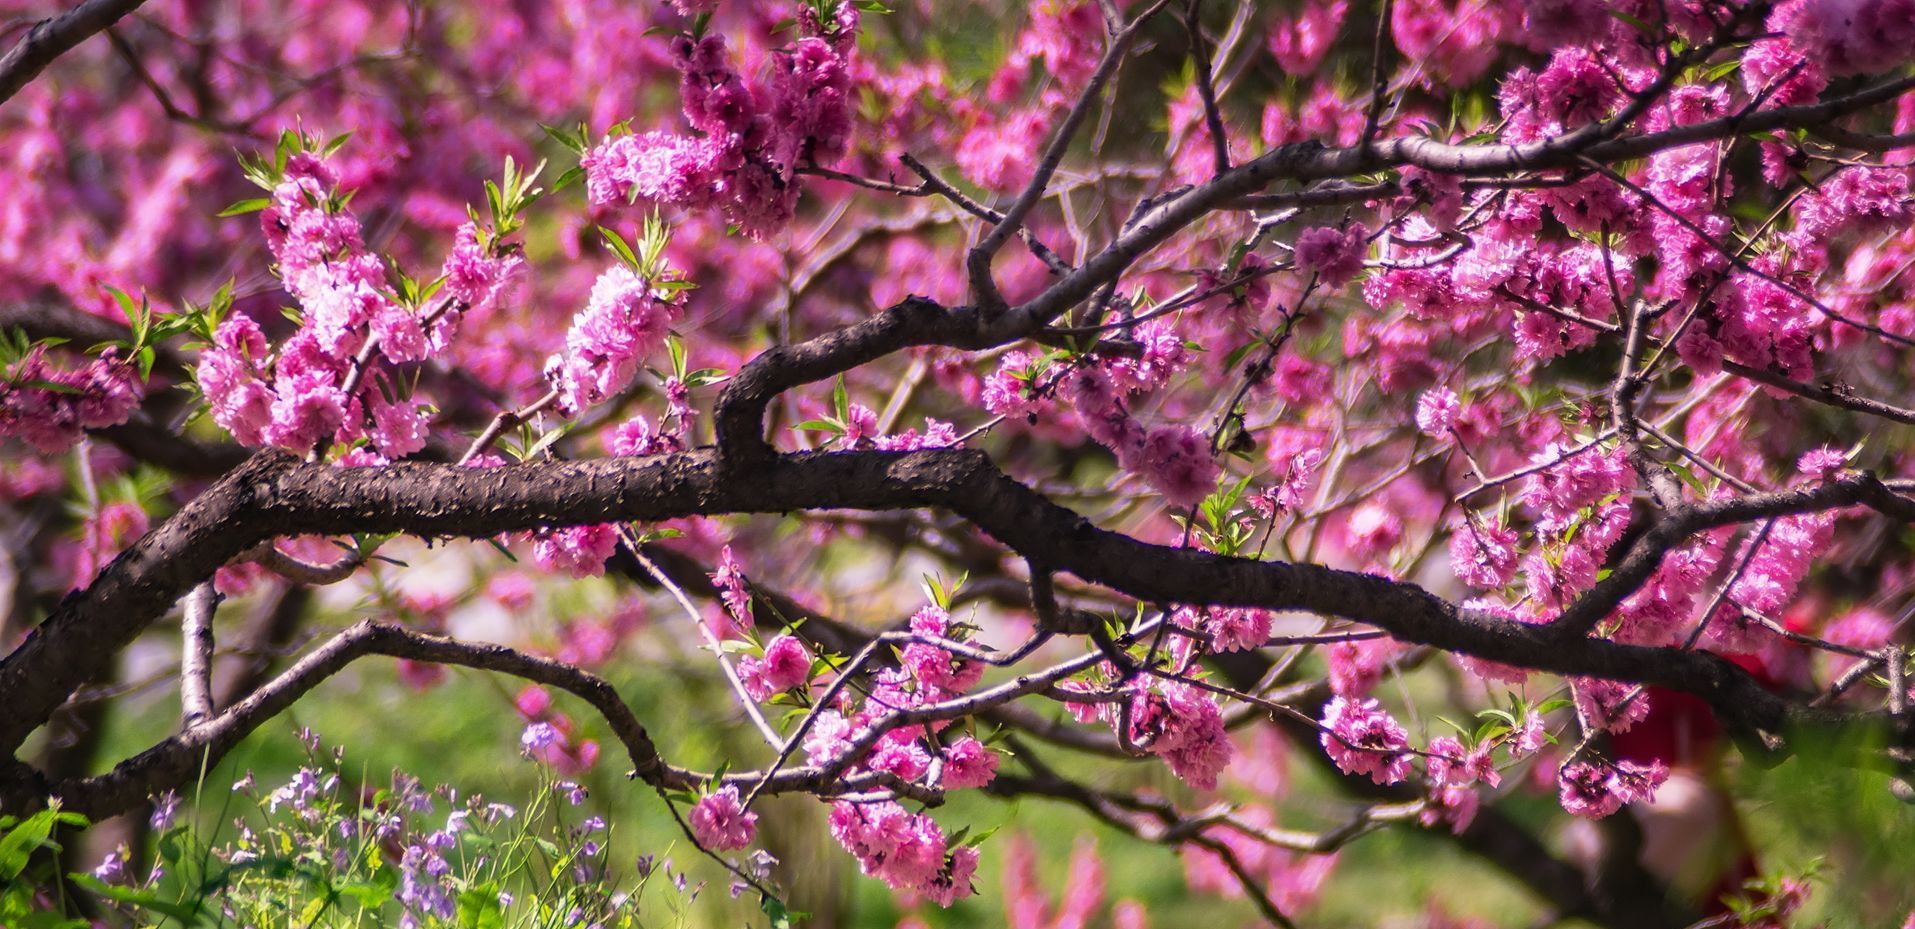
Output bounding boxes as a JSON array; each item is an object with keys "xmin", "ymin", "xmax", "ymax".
[
  {"xmin": 1132, "ymin": 425, "xmax": 1220, "ymax": 508},
  {"xmin": 532, "ymin": 524, "xmax": 619, "ymax": 579},
  {"xmin": 1293, "ymin": 224, "xmax": 1368, "ymax": 288},
  {"xmin": 939, "ymin": 737, "xmax": 1000, "ymax": 789},
  {"xmin": 1201, "ymin": 607, "xmax": 1274, "ymax": 654},
  {"xmin": 1415, "ymin": 387, "xmax": 1460, "ymax": 438},
  {"xmin": 689, "ymin": 786, "xmax": 758, "ymax": 851},
  {"xmin": 1449, "ymin": 518, "xmax": 1519, "ymax": 589},
  {"xmin": 1319, "ymin": 696, "xmax": 1412, "ymax": 784},
  {"xmin": 760, "ymin": 634, "xmax": 813, "ymax": 693}
]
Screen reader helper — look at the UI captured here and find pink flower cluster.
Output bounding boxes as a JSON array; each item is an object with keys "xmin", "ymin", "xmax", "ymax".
[
  {"xmin": 1014, "ymin": 355, "xmax": 1218, "ymax": 508},
  {"xmin": 0, "ymin": 347, "xmax": 141, "ymax": 453},
  {"xmin": 737, "ymin": 633, "xmax": 812, "ymax": 702},
  {"xmin": 1782, "ymin": 0, "xmax": 1915, "ymax": 75},
  {"xmin": 198, "ymin": 152, "xmax": 519, "ymax": 456},
  {"xmin": 1318, "ymin": 696, "xmax": 1412, "ymax": 784},
  {"xmin": 1183, "ymin": 807, "xmax": 1339, "ymax": 909},
  {"xmin": 1448, "ymin": 518, "xmax": 1519, "ymax": 590},
  {"xmin": 783, "ymin": 602, "xmax": 992, "ymax": 905},
  {"xmin": 829, "ymin": 799, "xmax": 979, "ymax": 905},
  {"xmin": 1556, "ymin": 757, "xmax": 1668, "ymax": 818},
  {"xmin": 689, "ymin": 785, "xmax": 758, "ymax": 851},
  {"xmin": 1268, "ymin": 0, "xmax": 1347, "ymax": 75},
  {"xmin": 1293, "ymin": 224, "xmax": 1368, "ymax": 289},
  {"xmin": 1192, "ymin": 606, "xmax": 1275, "ymax": 653},
  {"xmin": 1002, "ymin": 834, "xmax": 1114, "ymax": 929},
  {"xmin": 1420, "ymin": 735, "xmax": 1499, "ymax": 833},
  {"xmin": 545, "ymin": 265, "xmax": 686, "ymax": 416},
  {"xmin": 1120, "ymin": 680, "xmax": 1233, "ymax": 789},
  {"xmin": 531, "ymin": 524, "xmax": 620, "ymax": 578},
  {"xmin": 1710, "ymin": 512, "xmax": 1834, "ymax": 653},
  {"xmin": 582, "ymin": 9, "xmax": 858, "ymax": 238}
]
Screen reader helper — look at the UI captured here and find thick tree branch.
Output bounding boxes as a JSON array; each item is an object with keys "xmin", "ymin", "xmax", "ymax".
[
  {"xmin": 0, "ymin": 0, "xmax": 147, "ymax": 105},
  {"xmin": 8, "ymin": 444, "xmax": 1912, "ymax": 783}
]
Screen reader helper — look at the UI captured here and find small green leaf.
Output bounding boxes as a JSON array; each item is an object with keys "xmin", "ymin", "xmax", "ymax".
[{"xmin": 218, "ymin": 198, "xmax": 273, "ymax": 217}]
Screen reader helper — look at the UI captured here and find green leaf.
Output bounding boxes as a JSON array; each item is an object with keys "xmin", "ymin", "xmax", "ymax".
[
  {"xmin": 601, "ymin": 227, "xmax": 641, "ymax": 270},
  {"xmin": 322, "ymin": 131, "xmax": 355, "ymax": 156},
  {"xmin": 456, "ymin": 885, "xmax": 505, "ymax": 929},
  {"xmin": 68, "ymin": 874, "xmax": 203, "ymax": 924},
  {"xmin": 0, "ymin": 808, "xmax": 70, "ymax": 881},
  {"xmin": 761, "ymin": 895, "xmax": 807, "ymax": 929},
  {"xmin": 217, "ymin": 197, "xmax": 273, "ymax": 218}
]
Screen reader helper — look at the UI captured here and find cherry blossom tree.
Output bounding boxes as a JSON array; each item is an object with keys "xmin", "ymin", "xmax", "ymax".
[{"xmin": 5, "ymin": 0, "xmax": 1915, "ymax": 924}]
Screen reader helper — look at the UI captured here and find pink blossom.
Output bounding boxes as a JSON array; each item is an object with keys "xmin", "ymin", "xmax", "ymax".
[
  {"xmin": 546, "ymin": 265, "xmax": 684, "ymax": 415},
  {"xmin": 1570, "ymin": 677, "xmax": 1650, "ymax": 734},
  {"xmin": 760, "ymin": 634, "xmax": 813, "ymax": 693},
  {"xmin": 712, "ymin": 545, "xmax": 752, "ymax": 622},
  {"xmin": 689, "ymin": 786, "xmax": 758, "ymax": 850},
  {"xmin": 1449, "ymin": 518, "xmax": 1519, "ymax": 589},
  {"xmin": 1327, "ymin": 636, "xmax": 1400, "ymax": 697},
  {"xmin": 1293, "ymin": 224, "xmax": 1368, "ymax": 288},
  {"xmin": 1426, "ymin": 736, "xmax": 1501, "ymax": 789},
  {"xmin": 1420, "ymin": 783, "xmax": 1480, "ymax": 833},
  {"xmin": 1268, "ymin": 0, "xmax": 1347, "ymax": 75},
  {"xmin": 487, "ymin": 573, "xmax": 535, "ymax": 610},
  {"xmin": 1319, "ymin": 696, "xmax": 1412, "ymax": 784},
  {"xmin": 1415, "ymin": 387, "xmax": 1460, "ymax": 438},
  {"xmin": 1395, "ymin": 167, "xmax": 1465, "ymax": 229},
  {"xmin": 532, "ymin": 524, "xmax": 619, "ymax": 578},
  {"xmin": 1784, "ymin": 0, "xmax": 1915, "ymax": 75},
  {"xmin": 1557, "ymin": 758, "xmax": 1668, "ymax": 818},
  {"xmin": 1201, "ymin": 607, "xmax": 1273, "ymax": 653},
  {"xmin": 1132, "ymin": 425, "xmax": 1219, "ymax": 508},
  {"xmin": 439, "ymin": 221, "xmax": 522, "ymax": 322},
  {"xmin": 921, "ymin": 845, "xmax": 980, "ymax": 907},
  {"xmin": 1126, "ymin": 683, "xmax": 1233, "ymax": 789},
  {"xmin": 514, "ymin": 685, "xmax": 552, "ymax": 719},
  {"xmin": 1521, "ymin": 0, "xmax": 1610, "ymax": 47},
  {"xmin": 1531, "ymin": 49, "xmax": 1625, "ymax": 127},
  {"xmin": 607, "ymin": 415, "xmax": 684, "ymax": 457},
  {"xmin": 1271, "ymin": 446, "xmax": 1325, "ymax": 510},
  {"xmin": 828, "ymin": 800, "xmax": 950, "ymax": 890},
  {"xmin": 1267, "ymin": 354, "xmax": 1333, "ymax": 406},
  {"xmin": 1522, "ymin": 443, "xmax": 1633, "ymax": 529},
  {"xmin": 902, "ymin": 642, "xmax": 983, "ymax": 694},
  {"xmin": 957, "ymin": 110, "xmax": 1048, "ymax": 192},
  {"xmin": 940, "ymin": 737, "xmax": 999, "ymax": 789},
  {"xmin": 1797, "ymin": 446, "xmax": 1849, "ymax": 479},
  {"xmin": 1344, "ymin": 502, "xmax": 1402, "ymax": 559},
  {"xmin": 1392, "ymin": 0, "xmax": 1501, "ymax": 87}
]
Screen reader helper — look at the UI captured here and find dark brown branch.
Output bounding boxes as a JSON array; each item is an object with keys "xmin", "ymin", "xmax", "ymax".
[
  {"xmin": 7, "ymin": 444, "xmax": 1912, "ymax": 787},
  {"xmin": 1182, "ymin": 0, "xmax": 1231, "ymax": 175},
  {"xmin": 0, "ymin": 0, "xmax": 147, "ymax": 105}
]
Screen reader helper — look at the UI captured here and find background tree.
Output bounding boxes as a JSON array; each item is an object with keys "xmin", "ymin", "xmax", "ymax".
[{"xmin": 4, "ymin": 0, "xmax": 1915, "ymax": 925}]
